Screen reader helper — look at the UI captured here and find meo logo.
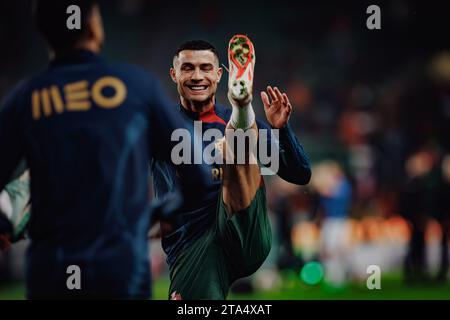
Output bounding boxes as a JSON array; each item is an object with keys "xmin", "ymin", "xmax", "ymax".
[{"xmin": 31, "ymin": 76, "xmax": 127, "ymax": 120}]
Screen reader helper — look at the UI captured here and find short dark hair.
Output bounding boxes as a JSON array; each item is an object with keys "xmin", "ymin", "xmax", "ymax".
[
  {"xmin": 174, "ymin": 40, "xmax": 220, "ymax": 62},
  {"xmin": 34, "ymin": 0, "xmax": 98, "ymax": 52}
]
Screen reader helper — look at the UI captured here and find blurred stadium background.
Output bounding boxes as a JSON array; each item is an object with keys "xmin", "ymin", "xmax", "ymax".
[{"xmin": 1, "ymin": 0, "xmax": 450, "ymax": 299}]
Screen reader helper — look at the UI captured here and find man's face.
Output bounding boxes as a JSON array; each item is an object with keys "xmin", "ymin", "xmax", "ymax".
[{"xmin": 170, "ymin": 50, "xmax": 222, "ymax": 106}]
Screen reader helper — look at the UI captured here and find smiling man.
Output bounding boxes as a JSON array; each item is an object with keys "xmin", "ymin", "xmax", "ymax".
[
  {"xmin": 151, "ymin": 38, "xmax": 312, "ymax": 299},
  {"xmin": 172, "ymin": 45, "xmax": 222, "ymax": 113}
]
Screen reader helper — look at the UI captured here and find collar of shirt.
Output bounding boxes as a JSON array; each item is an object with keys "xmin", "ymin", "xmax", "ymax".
[
  {"xmin": 178, "ymin": 102, "xmax": 229, "ymax": 125},
  {"xmin": 49, "ymin": 49, "xmax": 103, "ymax": 67}
]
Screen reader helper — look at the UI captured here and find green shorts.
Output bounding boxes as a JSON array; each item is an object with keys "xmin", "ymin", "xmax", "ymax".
[{"xmin": 168, "ymin": 186, "xmax": 271, "ymax": 300}]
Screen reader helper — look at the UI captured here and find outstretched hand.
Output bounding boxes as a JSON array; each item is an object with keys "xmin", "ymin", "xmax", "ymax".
[{"xmin": 261, "ymin": 86, "xmax": 293, "ymax": 129}]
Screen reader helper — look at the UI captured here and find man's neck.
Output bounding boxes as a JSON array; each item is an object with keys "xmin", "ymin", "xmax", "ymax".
[
  {"xmin": 75, "ymin": 41, "xmax": 101, "ymax": 54},
  {"xmin": 180, "ymin": 96, "xmax": 215, "ymax": 113},
  {"xmin": 49, "ymin": 42, "xmax": 101, "ymax": 60}
]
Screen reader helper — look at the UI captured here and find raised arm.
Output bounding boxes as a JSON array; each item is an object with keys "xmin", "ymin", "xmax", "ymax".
[{"xmin": 259, "ymin": 86, "xmax": 311, "ymax": 185}]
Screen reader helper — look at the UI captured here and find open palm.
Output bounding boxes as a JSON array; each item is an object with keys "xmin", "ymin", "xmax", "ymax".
[{"xmin": 261, "ymin": 86, "xmax": 293, "ymax": 129}]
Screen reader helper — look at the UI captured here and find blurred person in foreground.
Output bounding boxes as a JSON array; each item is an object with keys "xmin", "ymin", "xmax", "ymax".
[{"xmin": 0, "ymin": 0, "xmax": 208, "ymax": 298}]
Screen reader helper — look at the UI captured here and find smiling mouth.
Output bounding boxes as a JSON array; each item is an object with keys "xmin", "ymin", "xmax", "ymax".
[{"xmin": 186, "ymin": 84, "xmax": 209, "ymax": 92}]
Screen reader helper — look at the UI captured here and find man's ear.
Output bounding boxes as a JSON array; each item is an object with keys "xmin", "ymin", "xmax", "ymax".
[
  {"xmin": 169, "ymin": 67, "xmax": 177, "ymax": 83},
  {"xmin": 217, "ymin": 67, "xmax": 223, "ymax": 83},
  {"xmin": 86, "ymin": 6, "xmax": 104, "ymax": 48}
]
